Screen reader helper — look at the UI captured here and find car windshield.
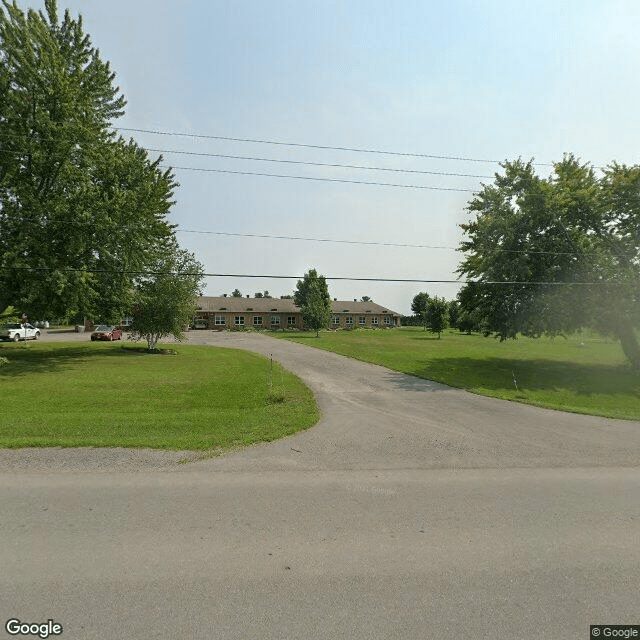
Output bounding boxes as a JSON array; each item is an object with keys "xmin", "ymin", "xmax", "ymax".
[{"xmin": 94, "ymin": 325, "xmax": 113, "ymax": 332}]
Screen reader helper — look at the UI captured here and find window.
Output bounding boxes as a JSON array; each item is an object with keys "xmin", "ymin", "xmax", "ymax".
[
  {"xmin": 287, "ymin": 316, "xmax": 296, "ymax": 326},
  {"xmin": 235, "ymin": 316, "xmax": 245, "ymax": 326},
  {"xmin": 346, "ymin": 316, "xmax": 354, "ymax": 326},
  {"xmin": 358, "ymin": 316, "xmax": 366, "ymax": 325},
  {"xmin": 270, "ymin": 316, "xmax": 280, "ymax": 326},
  {"xmin": 253, "ymin": 316, "xmax": 263, "ymax": 326},
  {"xmin": 331, "ymin": 316, "xmax": 340, "ymax": 325},
  {"xmin": 383, "ymin": 316, "xmax": 392, "ymax": 325},
  {"xmin": 215, "ymin": 316, "xmax": 226, "ymax": 325},
  {"xmin": 371, "ymin": 317, "xmax": 378, "ymax": 325}
]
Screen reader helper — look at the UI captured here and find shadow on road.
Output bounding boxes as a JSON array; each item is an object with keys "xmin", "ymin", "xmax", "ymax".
[{"xmin": 382, "ymin": 370, "xmax": 456, "ymax": 392}]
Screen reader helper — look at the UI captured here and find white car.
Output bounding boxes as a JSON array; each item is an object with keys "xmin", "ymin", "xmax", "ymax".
[{"xmin": 1, "ymin": 323, "xmax": 41, "ymax": 342}]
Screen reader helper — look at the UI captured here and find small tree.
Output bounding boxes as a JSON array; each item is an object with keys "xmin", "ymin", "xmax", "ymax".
[
  {"xmin": 231, "ymin": 289, "xmax": 242, "ymax": 298},
  {"xmin": 129, "ymin": 247, "xmax": 204, "ymax": 350},
  {"xmin": 448, "ymin": 300, "xmax": 460, "ymax": 329},
  {"xmin": 425, "ymin": 296, "xmax": 449, "ymax": 338},
  {"xmin": 411, "ymin": 292, "xmax": 430, "ymax": 330},
  {"xmin": 294, "ymin": 269, "xmax": 331, "ymax": 336}
]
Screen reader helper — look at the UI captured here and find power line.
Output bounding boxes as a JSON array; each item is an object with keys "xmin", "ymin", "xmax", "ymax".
[
  {"xmin": 0, "ymin": 149, "xmax": 481, "ymax": 190},
  {"xmin": 5, "ymin": 266, "xmax": 629, "ymax": 285},
  {"xmin": 4, "ymin": 216, "xmax": 636, "ymax": 258},
  {"xmin": 178, "ymin": 229, "xmax": 459, "ymax": 250},
  {"xmin": 120, "ymin": 126, "xmax": 554, "ymax": 166},
  {"xmin": 159, "ymin": 164, "xmax": 477, "ymax": 191},
  {"xmin": 174, "ymin": 229, "xmax": 591, "ymax": 257},
  {"xmin": 146, "ymin": 149, "xmax": 493, "ymax": 179},
  {"xmin": 0, "ymin": 146, "xmax": 491, "ymax": 178}
]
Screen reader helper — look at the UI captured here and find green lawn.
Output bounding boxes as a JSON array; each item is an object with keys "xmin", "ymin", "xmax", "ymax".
[
  {"xmin": 274, "ymin": 327, "xmax": 640, "ymax": 420},
  {"xmin": 0, "ymin": 342, "xmax": 319, "ymax": 450}
]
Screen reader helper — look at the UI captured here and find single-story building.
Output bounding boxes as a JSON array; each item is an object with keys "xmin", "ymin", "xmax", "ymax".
[{"xmin": 194, "ymin": 296, "xmax": 402, "ymax": 330}]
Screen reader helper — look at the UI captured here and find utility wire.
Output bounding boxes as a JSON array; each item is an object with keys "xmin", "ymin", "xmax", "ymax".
[
  {"xmin": 147, "ymin": 149, "xmax": 493, "ymax": 179},
  {"xmin": 119, "ymin": 126, "xmax": 554, "ymax": 166},
  {"xmin": 4, "ymin": 266, "xmax": 630, "ymax": 285},
  {"xmin": 0, "ymin": 150, "xmax": 481, "ymax": 191},
  {"xmin": 4, "ymin": 216, "xmax": 636, "ymax": 259},
  {"xmin": 0, "ymin": 146, "xmax": 492, "ymax": 178},
  {"xmin": 159, "ymin": 164, "xmax": 477, "ymax": 191}
]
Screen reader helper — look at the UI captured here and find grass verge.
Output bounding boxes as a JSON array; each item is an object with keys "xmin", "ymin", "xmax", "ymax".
[
  {"xmin": 0, "ymin": 342, "xmax": 319, "ymax": 450},
  {"xmin": 273, "ymin": 327, "xmax": 640, "ymax": 420}
]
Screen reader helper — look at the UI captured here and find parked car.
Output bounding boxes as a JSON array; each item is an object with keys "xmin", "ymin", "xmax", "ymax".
[
  {"xmin": 90, "ymin": 325, "xmax": 123, "ymax": 341},
  {"xmin": 1, "ymin": 323, "xmax": 40, "ymax": 342}
]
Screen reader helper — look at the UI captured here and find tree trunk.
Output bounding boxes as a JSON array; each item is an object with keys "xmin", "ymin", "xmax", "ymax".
[{"xmin": 613, "ymin": 315, "xmax": 640, "ymax": 371}]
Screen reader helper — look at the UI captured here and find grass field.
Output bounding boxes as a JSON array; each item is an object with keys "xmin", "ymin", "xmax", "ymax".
[
  {"xmin": 0, "ymin": 342, "xmax": 318, "ymax": 450},
  {"xmin": 274, "ymin": 327, "xmax": 640, "ymax": 420}
]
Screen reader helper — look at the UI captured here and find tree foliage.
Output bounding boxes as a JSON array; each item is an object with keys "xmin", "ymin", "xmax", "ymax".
[
  {"xmin": 458, "ymin": 155, "xmax": 640, "ymax": 368},
  {"xmin": 425, "ymin": 296, "xmax": 449, "ymax": 338},
  {"xmin": 447, "ymin": 299, "xmax": 459, "ymax": 330},
  {"xmin": 0, "ymin": 0, "xmax": 176, "ymax": 322},
  {"xmin": 128, "ymin": 245, "xmax": 204, "ymax": 350},
  {"xmin": 455, "ymin": 282, "xmax": 486, "ymax": 334},
  {"xmin": 411, "ymin": 292, "xmax": 430, "ymax": 330},
  {"xmin": 294, "ymin": 268, "xmax": 331, "ymax": 336}
]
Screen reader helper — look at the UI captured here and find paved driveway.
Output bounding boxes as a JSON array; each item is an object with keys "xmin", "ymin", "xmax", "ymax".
[
  {"xmin": 1, "ymin": 330, "xmax": 639, "ymax": 639},
  {"xmin": 184, "ymin": 331, "xmax": 640, "ymax": 472}
]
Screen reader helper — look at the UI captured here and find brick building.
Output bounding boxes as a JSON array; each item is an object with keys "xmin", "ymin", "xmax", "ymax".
[{"xmin": 194, "ymin": 296, "xmax": 401, "ymax": 330}]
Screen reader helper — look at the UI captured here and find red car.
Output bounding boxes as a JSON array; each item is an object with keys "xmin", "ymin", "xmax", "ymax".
[{"xmin": 90, "ymin": 325, "xmax": 123, "ymax": 341}]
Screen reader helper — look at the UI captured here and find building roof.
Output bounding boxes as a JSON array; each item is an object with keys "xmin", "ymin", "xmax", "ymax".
[
  {"xmin": 196, "ymin": 297, "xmax": 298, "ymax": 313},
  {"xmin": 195, "ymin": 296, "xmax": 401, "ymax": 316}
]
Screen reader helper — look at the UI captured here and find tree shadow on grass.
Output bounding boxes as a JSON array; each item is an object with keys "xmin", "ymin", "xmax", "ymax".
[
  {"xmin": 0, "ymin": 343, "xmax": 150, "ymax": 377},
  {"xmin": 382, "ymin": 370, "xmax": 456, "ymax": 392},
  {"xmin": 404, "ymin": 333, "xmax": 448, "ymax": 341},
  {"xmin": 406, "ymin": 356, "xmax": 640, "ymax": 398}
]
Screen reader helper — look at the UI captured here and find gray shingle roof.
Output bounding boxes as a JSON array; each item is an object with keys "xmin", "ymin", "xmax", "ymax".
[{"xmin": 195, "ymin": 297, "xmax": 401, "ymax": 316}]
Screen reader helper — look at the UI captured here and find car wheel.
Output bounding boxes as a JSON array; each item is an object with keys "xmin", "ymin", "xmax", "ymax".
[
  {"xmin": 12, "ymin": 334, "xmax": 19, "ymax": 342},
  {"xmin": 34, "ymin": 331, "xmax": 40, "ymax": 340}
]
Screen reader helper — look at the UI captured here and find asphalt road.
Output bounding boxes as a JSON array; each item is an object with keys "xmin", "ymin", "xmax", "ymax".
[{"xmin": 2, "ymin": 330, "xmax": 639, "ymax": 639}]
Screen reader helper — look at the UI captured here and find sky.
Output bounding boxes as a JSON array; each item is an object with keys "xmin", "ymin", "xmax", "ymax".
[{"xmin": 33, "ymin": 0, "xmax": 640, "ymax": 314}]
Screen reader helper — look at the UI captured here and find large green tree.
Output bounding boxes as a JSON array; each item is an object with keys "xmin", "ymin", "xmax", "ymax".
[
  {"xmin": 294, "ymin": 268, "xmax": 331, "ymax": 336},
  {"xmin": 0, "ymin": 0, "xmax": 176, "ymax": 322},
  {"xmin": 458, "ymin": 155, "xmax": 640, "ymax": 369}
]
